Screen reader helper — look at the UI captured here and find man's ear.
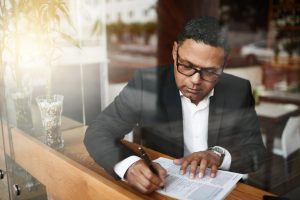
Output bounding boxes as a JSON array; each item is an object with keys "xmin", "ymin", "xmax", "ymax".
[{"xmin": 172, "ymin": 42, "xmax": 178, "ymax": 61}]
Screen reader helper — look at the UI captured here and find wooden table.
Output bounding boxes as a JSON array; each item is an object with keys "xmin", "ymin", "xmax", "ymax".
[{"xmin": 9, "ymin": 125, "xmax": 276, "ymax": 200}]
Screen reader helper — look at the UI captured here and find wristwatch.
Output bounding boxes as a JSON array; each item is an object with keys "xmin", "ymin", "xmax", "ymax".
[{"xmin": 208, "ymin": 146, "xmax": 225, "ymax": 166}]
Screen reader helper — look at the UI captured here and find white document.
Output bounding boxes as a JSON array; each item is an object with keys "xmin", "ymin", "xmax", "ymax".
[{"xmin": 154, "ymin": 157, "xmax": 243, "ymax": 200}]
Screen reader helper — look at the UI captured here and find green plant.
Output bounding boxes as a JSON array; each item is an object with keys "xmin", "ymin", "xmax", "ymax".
[
  {"xmin": 252, "ymin": 88, "xmax": 259, "ymax": 105},
  {"xmin": 143, "ymin": 21, "xmax": 156, "ymax": 45},
  {"xmin": 106, "ymin": 21, "xmax": 157, "ymax": 44},
  {"xmin": 107, "ymin": 19, "xmax": 126, "ymax": 42},
  {"xmin": 0, "ymin": 0, "xmax": 79, "ymax": 98},
  {"xmin": 283, "ymin": 41, "xmax": 294, "ymax": 56}
]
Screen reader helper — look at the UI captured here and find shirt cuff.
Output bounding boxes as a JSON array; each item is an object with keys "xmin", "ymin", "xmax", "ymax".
[
  {"xmin": 113, "ymin": 156, "xmax": 141, "ymax": 179},
  {"xmin": 215, "ymin": 146, "xmax": 231, "ymax": 170}
]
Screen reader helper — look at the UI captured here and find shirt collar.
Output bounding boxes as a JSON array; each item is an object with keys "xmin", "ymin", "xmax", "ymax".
[
  {"xmin": 179, "ymin": 89, "xmax": 214, "ymax": 111},
  {"xmin": 179, "ymin": 89, "xmax": 214, "ymax": 99}
]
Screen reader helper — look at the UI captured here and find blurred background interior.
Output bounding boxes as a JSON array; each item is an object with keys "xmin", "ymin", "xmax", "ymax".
[{"xmin": 1, "ymin": 0, "xmax": 300, "ymax": 199}]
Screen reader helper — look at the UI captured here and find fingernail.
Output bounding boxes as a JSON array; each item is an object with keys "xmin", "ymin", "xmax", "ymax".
[
  {"xmin": 211, "ymin": 173, "xmax": 216, "ymax": 178},
  {"xmin": 199, "ymin": 173, "xmax": 203, "ymax": 178},
  {"xmin": 180, "ymin": 170, "xmax": 184, "ymax": 175},
  {"xmin": 189, "ymin": 173, "xmax": 194, "ymax": 179}
]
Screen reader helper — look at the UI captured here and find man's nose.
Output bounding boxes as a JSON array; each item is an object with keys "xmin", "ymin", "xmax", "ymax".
[{"xmin": 190, "ymin": 72, "xmax": 202, "ymax": 84}]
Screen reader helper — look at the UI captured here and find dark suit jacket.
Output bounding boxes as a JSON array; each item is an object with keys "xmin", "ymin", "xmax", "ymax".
[{"xmin": 84, "ymin": 65, "xmax": 266, "ymax": 179}]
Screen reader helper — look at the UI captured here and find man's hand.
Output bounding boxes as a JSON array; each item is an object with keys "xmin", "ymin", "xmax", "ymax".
[
  {"xmin": 125, "ymin": 160, "xmax": 167, "ymax": 194},
  {"xmin": 173, "ymin": 151, "xmax": 221, "ymax": 179}
]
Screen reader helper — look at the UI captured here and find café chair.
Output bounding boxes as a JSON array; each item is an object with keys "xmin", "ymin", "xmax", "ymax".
[
  {"xmin": 272, "ymin": 116, "xmax": 300, "ymax": 178},
  {"xmin": 272, "ymin": 116, "xmax": 300, "ymax": 158}
]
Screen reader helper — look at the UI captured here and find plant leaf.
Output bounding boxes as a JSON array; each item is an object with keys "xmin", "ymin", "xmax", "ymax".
[
  {"xmin": 59, "ymin": 31, "xmax": 80, "ymax": 48},
  {"xmin": 57, "ymin": 2, "xmax": 76, "ymax": 31},
  {"xmin": 91, "ymin": 19, "xmax": 102, "ymax": 36}
]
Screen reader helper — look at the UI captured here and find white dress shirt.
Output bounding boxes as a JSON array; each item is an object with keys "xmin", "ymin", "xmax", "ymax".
[{"xmin": 114, "ymin": 89, "xmax": 232, "ymax": 179}]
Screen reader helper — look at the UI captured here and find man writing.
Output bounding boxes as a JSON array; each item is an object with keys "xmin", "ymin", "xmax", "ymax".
[{"xmin": 84, "ymin": 16, "xmax": 266, "ymax": 194}]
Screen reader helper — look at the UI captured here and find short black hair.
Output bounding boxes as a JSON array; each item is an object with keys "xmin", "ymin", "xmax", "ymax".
[{"xmin": 177, "ymin": 16, "xmax": 230, "ymax": 56}]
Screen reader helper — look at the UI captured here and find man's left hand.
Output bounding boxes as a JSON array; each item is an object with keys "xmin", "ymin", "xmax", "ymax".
[{"xmin": 173, "ymin": 151, "xmax": 221, "ymax": 179}]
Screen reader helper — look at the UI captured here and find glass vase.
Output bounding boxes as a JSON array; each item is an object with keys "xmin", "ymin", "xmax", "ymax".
[
  {"xmin": 11, "ymin": 88, "xmax": 34, "ymax": 132},
  {"xmin": 36, "ymin": 95, "xmax": 64, "ymax": 149}
]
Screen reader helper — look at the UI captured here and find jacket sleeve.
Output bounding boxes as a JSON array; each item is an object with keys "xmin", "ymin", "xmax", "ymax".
[
  {"xmin": 84, "ymin": 69, "xmax": 143, "ymax": 179},
  {"xmin": 228, "ymin": 80, "xmax": 267, "ymax": 174}
]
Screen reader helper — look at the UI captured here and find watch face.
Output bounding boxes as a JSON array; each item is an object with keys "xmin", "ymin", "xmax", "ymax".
[{"xmin": 213, "ymin": 147, "xmax": 225, "ymax": 154}]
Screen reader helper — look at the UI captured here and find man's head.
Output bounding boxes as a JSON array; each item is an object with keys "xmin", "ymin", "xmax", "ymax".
[{"xmin": 172, "ymin": 16, "xmax": 229, "ymax": 105}]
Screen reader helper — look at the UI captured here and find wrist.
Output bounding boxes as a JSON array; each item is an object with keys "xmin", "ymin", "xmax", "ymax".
[
  {"xmin": 114, "ymin": 156, "xmax": 141, "ymax": 180},
  {"xmin": 208, "ymin": 146, "xmax": 225, "ymax": 166}
]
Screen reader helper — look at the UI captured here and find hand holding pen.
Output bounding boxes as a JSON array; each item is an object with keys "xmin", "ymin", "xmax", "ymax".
[
  {"xmin": 124, "ymin": 146, "xmax": 167, "ymax": 194},
  {"xmin": 138, "ymin": 146, "xmax": 166, "ymax": 189}
]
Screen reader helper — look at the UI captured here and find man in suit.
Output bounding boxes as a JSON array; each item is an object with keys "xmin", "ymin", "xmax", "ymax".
[{"xmin": 84, "ymin": 16, "xmax": 266, "ymax": 194}]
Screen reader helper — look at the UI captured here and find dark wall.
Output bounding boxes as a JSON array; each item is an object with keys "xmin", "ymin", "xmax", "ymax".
[{"xmin": 157, "ymin": 0, "xmax": 219, "ymax": 65}]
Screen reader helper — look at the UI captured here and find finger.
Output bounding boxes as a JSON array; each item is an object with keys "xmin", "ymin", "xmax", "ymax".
[
  {"xmin": 133, "ymin": 181, "xmax": 152, "ymax": 194},
  {"xmin": 141, "ymin": 167, "xmax": 162, "ymax": 188},
  {"xmin": 173, "ymin": 158, "xmax": 183, "ymax": 165},
  {"xmin": 210, "ymin": 164, "xmax": 218, "ymax": 178},
  {"xmin": 189, "ymin": 160, "xmax": 198, "ymax": 179},
  {"xmin": 135, "ymin": 169, "xmax": 160, "ymax": 193},
  {"xmin": 198, "ymin": 159, "xmax": 208, "ymax": 178},
  {"xmin": 140, "ymin": 181, "xmax": 158, "ymax": 194},
  {"xmin": 180, "ymin": 159, "xmax": 190, "ymax": 175},
  {"xmin": 126, "ymin": 162, "xmax": 157, "ymax": 194}
]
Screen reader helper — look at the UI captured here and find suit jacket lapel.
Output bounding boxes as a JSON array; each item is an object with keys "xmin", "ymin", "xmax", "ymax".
[{"xmin": 208, "ymin": 82, "xmax": 224, "ymax": 147}]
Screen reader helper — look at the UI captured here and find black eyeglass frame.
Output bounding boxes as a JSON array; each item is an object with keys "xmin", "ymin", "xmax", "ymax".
[{"xmin": 176, "ymin": 48, "xmax": 224, "ymax": 82}]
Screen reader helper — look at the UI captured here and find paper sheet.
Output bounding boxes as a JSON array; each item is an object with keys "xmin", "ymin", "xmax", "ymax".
[{"xmin": 154, "ymin": 157, "xmax": 243, "ymax": 200}]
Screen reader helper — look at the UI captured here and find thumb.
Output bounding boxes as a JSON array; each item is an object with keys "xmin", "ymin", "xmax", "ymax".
[
  {"xmin": 153, "ymin": 163, "xmax": 167, "ymax": 179},
  {"xmin": 173, "ymin": 158, "xmax": 183, "ymax": 165}
]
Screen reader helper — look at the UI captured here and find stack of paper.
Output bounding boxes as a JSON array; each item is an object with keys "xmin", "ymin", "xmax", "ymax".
[{"xmin": 154, "ymin": 157, "xmax": 243, "ymax": 200}]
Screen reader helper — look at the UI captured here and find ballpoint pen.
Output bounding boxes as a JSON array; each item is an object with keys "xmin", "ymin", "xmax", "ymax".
[
  {"xmin": 138, "ymin": 146, "xmax": 165, "ymax": 190},
  {"xmin": 138, "ymin": 146, "xmax": 159, "ymax": 175}
]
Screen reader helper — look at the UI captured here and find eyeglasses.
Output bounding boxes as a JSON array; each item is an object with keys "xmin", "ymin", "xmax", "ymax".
[{"xmin": 176, "ymin": 49, "xmax": 223, "ymax": 82}]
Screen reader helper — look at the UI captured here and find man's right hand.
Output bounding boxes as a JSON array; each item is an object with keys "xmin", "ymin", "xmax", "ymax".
[{"xmin": 125, "ymin": 160, "xmax": 167, "ymax": 194}]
